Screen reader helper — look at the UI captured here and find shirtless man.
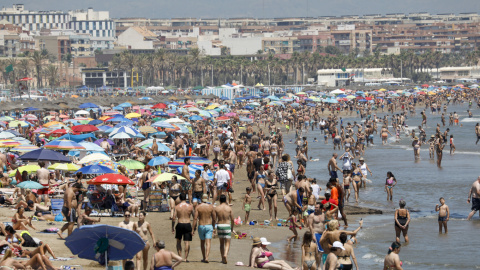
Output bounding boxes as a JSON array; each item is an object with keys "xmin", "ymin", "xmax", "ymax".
[
  {"xmin": 150, "ymin": 240, "xmax": 183, "ymax": 270},
  {"xmin": 191, "ymin": 170, "xmax": 206, "ymax": 208},
  {"xmin": 475, "ymin": 123, "xmax": 480, "ymax": 145},
  {"xmin": 172, "ymin": 193, "xmax": 194, "ymax": 262},
  {"xmin": 182, "ymin": 158, "xmax": 192, "ymax": 203},
  {"xmin": 320, "ymin": 219, "xmax": 362, "ymax": 255},
  {"xmin": 119, "ymin": 211, "xmax": 136, "ymax": 268},
  {"xmin": 327, "ymin": 153, "xmax": 341, "ymax": 182},
  {"xmin": 100, "ymin": 138, "xmax": 111, "ymax": 153},
  {"xmin": 214, "ymin": 194, "xmax": 234, "ymax": 264},
  {"xmin": 283, "ymin": 187, "xmax": 306, "ymax": 218},
  {"xmin": 36, "ymin": 161, "xmax": 51, "ymax": 204},
  {"xmin": 307, "ymin": 202, "xmax": 326, "ymax": 267},
  {"xmin": 136, "ymin": 211, "xmax": 156, "ymax": 270},
  {"xmin": 60, "ymin": 182, "xmax": 82, "ymax": 238},
  {"xmin": 193, "ymin": 194, "xmax": 216, "ymax": 263},
  {"xmin": 174, "ymin": 135, "xmax": 184, "ymax": 156},
  {"xmin": 77, "ymin": 206, "xmax": 100, "ymax": 228},
  {"xmin": 467, "ymin": 176, "xmax": 480, "ymax": 220}
]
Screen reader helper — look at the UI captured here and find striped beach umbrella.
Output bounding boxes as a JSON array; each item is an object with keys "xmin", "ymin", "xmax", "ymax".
[
  {"xmin": 176, "ymin": 164, "xmax": 214, "ymax": 181},
  {"xmin": 44, "ymin": 139, "xmax": 85, "ymax": 150}
]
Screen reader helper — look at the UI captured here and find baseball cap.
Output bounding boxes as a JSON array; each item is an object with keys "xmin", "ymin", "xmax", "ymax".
[
  {"xmin": 202, "ymin": 194, "xmax": 208, "ymax": 202},
  {"xmin": 225, "ymin": 164, "xmax": 230, "ymax": 170},
  {"xmin": 332, "ymin": 241, "xmax": 345, "ymax": 250}
]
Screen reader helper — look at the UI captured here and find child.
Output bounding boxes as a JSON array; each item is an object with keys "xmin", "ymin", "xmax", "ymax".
[
  {"xmin": 287, "ymin": 209, "xmax": 301, "ymax": 243},
  {"xmin": 449, "ymin": 135, "xmax": 455, "ymax": 155},
  {"xmin": 428, "ymin": 135, "xmax": 435, "ymax": 159},
  {"xmin": 306, "ymin": 188, "xmax": 316, "ymax": 216},
  {"xmin": 435, "ymin": 197, "xmax": 449, "ymax": 234},
  {"xmin": 313, "ymin": 137, "xmax": 318, "ymax": 142},
  {"xmin": 343, "ymin": 171, "xmax": 352, "ymax": 202},
  {"xmin": 243, "ymin": 187, "xmax": 252, "ymax": 224},
  {"xmin": 324, "ymin": 129, "xmax": 329, "ymax": 144}
]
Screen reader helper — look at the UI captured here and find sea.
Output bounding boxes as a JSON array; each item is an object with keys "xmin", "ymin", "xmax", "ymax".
[{"xmin": 270, "ymin": 103, "xmax": 480, "ymax": 269}]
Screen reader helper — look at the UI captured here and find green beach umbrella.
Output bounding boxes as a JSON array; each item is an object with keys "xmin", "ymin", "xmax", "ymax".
[{"xmin": 118, "ymin": 159, "xmax": 145, "ymax": 170}]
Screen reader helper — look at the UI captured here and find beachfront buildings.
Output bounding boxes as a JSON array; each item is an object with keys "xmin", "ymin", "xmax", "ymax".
[{"xmin": 317, "ymin": 68, "xmax": 406, "ymax": 87}]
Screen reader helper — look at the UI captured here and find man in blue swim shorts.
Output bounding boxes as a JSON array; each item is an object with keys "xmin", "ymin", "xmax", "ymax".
[
  {"xmin": 193, "ymin": 194, "xmax": 215, "ymax": 263},
  {"xmin": 307, "ymin": 202, "xmax": 325, "ymax": 268},
  {"xmin": 327, "ymin": 153, "xmax": 341, "ymax": 181}
]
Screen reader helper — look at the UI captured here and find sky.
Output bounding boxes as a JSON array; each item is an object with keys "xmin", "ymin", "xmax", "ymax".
[{"xmin": 2, "ymin": 0, "xmax": 480, "ymax": 19}]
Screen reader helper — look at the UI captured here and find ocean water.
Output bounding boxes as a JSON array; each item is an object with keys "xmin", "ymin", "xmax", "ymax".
[{"xmin": 274, "ymin": 103, "xmax": 480, "ymax": 269}]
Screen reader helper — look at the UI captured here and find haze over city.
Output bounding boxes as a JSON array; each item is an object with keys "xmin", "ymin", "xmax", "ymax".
[{"xmin": 3, "ymin": 0, "xmax": 480, "ymax": 18}]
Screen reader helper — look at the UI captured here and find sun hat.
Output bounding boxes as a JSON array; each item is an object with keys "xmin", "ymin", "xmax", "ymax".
[
  {"xmin": 359, "ymin": 157, "xmax": 364, "ymax": 161},
  {"xmin": 260, "ymin": 237, "xmax": 271, "ymax": 245},
  {"xmin": 202, "ymin": 193, "xmax": 208, "ymax": 202},
  {"xmin": 332, "ymin": 241, "xmax": 345, "ymax": 250},
  {"xmin": 252, "ymin": 237, "xmax": 262, "ymax": 245}
]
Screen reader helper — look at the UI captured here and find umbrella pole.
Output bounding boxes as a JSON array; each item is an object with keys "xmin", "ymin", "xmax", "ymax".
[{"xmin": 105, "ymin": 249, "xmax": 108, "ymax": 270}]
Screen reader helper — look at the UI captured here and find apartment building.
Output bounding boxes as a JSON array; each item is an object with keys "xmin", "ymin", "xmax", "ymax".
[{"xmin": 0, "ymin": 4, "xmax": 70, "ymax": 33}]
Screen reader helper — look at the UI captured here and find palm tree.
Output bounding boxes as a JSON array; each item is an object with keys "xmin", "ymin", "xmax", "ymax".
[
  {"xmin": 30, "ymin": 51, "xmax": 47, "ymax": 88},
  {"xmin": 45, "ymin": 65, "xmax": 59, "ymax": 88},
  {"xmin": 18, "ymin": 59, "xmax": 31, "ymax": 78}
]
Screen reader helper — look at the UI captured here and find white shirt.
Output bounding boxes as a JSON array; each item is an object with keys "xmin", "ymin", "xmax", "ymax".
[{"xmin": 215, "ymin": 169, "xmax": 230, "ymax": 187}]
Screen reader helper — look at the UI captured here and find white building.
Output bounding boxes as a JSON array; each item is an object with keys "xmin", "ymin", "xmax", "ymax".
[
  {"xmin": 69, "ymin": 8, "xmax": 115, "ymax": 39},
  {"xmin": 423, "ymin": 67, "xmax": 480, "ymax": 83},
  {"xmin": 117, "ymin": 27, "xmax": 157, "ymax": 49},
  {"xmin": 317, "ymin": 68, "xmax": 405, "ymax": 87},
  {"xmin": 0, "ymin": 4, "xmax": 69, "ymax": 33}
]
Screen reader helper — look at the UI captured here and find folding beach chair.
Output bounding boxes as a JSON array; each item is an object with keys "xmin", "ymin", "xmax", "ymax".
[{"xmin": 50, "ymin": 199, "xmax": 64, "ymax": 216}]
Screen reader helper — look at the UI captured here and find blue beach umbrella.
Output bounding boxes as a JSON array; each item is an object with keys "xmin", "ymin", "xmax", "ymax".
[
  {"xmin": 17, "ymin": 181, "xmax": 44, "ymax": 189},
  {"xmin": 19, "ymin": 149, "xmax": 71, "ymax": 162},
  {"xmin": 65, "ymin": 224, "xmax": 145, "ymax": 264},
  {"xmin": 148, "ymin": 156, "xmax": 170, "ymax": 166},
  {"xmin": 77, "ymin": 164, "xmax": 115, "ymax": 175},
  {"xmin": 177, "ymin": 164, "xmax": 214, "ymax": 180}
]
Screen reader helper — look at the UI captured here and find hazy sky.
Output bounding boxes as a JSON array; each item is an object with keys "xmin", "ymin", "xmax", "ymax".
[{"xmin": 2, "ymin": 0, "xmax": 480, "ymax": 19}]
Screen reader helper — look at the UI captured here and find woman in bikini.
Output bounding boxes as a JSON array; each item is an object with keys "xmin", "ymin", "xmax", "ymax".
[
  {"xmin": 255, "ymin": 166, "xmax": 267, "ymax": 211},
  {"xmin": 351, "ymin": 163, "xmax": 362, "ymax": 203},
  {"xmin": 270, "ymin": 140, "xmax": 279, "ymax": 169},
  {"xmin": 394, "ymin": 200, "xmax": 410, "ymax": 243},
  {"xmin": 296, "ymin": 160, "xmax": 305, "ymax": 178},
  {"xmin": 0, "ymin": 249, "xmax": 58, "ymax": 270},
  {"xmin": 12, "ymin": 207, "xmax": 36, "ymax": 231},
  {"xmin": 381, "ymin": 125, "xmax": 392, "ymax": 145},
  {"xmin": 250, "ymin": 238, "xmax": 297, "ymax": 270},
  {"xmin": 383, "ymin": 242, "xmax": 403, "ymax": 270},
  {"xmin": 235, "ymin": 140, "xmax": 245, "ymax": 169},
  {"xmin": 343, "ymin": 169, "xmax": 352, "ymax": 202},
  {"xmin": 385, "ymin": 171, "xmax": 397, "ymax": 201},
  {"xmin": 168, "ymin": 175, "xmax": 182, "ymax": 220},
  {"xmin": 265, "ymin": 170, "xmax": 278, "ymax": 221},
  {"xmin": 301, "ymin": 231, "xmax": 318, "ymax": 270},
  {"xmin": 337, "ymin": 232, "xmax": 358, "ymax": 270}
]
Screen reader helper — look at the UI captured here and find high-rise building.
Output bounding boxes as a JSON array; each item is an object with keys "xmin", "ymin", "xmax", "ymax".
[{"xmin": 0, "ymin": 4, "xmax": 70, "ymax": 33}]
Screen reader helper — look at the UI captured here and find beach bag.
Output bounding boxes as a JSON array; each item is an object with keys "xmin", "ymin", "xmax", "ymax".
[
  {"xmin": 55, "ymin": 213, "xmax": 63, "ymax": 222},
  {"xmin": 287, "ymin": 168, "xmax": 293, "ymax": 181}
]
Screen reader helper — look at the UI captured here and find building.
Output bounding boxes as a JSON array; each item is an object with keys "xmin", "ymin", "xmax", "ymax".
[
  {"xmin": 2, "ymin": 33, "xmax": 35, "ymax": 57},
  {"xmin": 35, "ymin": 35, "xmax": 71, "ymax": 60},
  {"xmin": 330, "ymin": 25, "xmax": 372, "ymax": 54},
  {"xmin": 424, "ymin": 67, "xmax": 480, "ymax": 82},
  {"xmin": 70, "ymin": 34, "xmax": 92, "ymax": 57},
  {"xmin": 69, "ymin": 8, "xmax": 115, "ymax": 52},
  {"xmin": 117, "ymin": 26, "xmax": 159, "ymax": 49},
  {"xmin": 317, "ymin": 68, "xmax": 403, "ymax": 87},
  {"xmin": 0, "ymin": 4, "xmax": 70, "ymax": 33},
  {"xmin": 262, "ymin": 37, "xmax": 299, "ymax": 54},
  {"xmin": 81, "ymin": 67, "xmax": 142, "ymax": 88}
]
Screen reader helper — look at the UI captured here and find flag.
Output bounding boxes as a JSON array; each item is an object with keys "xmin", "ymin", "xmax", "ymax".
[
  {"xmin": 341, "ymin": 68, "xmax": 346, "ymax": 72},
  {"xmin": 5, "ymin": 64, "xmax": 13, "ymax": 74}
]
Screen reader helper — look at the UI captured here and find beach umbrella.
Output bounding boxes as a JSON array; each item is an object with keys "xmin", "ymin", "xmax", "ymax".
[
  {"xmin": 151, "ymin": 121, "xmax": 175, "ymax": 129},
  {"xmin": 94, "ymin": 138, "xmax": 115, "ymax": 146},
  {"xmin": 141, "ymin": 141, "xmax": 172, "ymax": 152},
  {"xmin": 0, "ymin": 116, "xmax": 14, "ymax": 121},
  {"xmin": 8, "ymin": 165, "xmax": 41, "ymax": 177},
  {"xmin": 110, "ymin": 126, "xmax": 138, "ymax": 136},
  {"xmin": 188, "ymin": 115, "xmax": 203, "ymax": 121},
  {"xmin": 110, "ymin": 132, "xmax": 134, "ymax": 139},
  {"xmin": 97, "ymin": 126, "xmax": 112, "ymax": 132},
  {"xmin": 177, "ymin": 164, "xmax": 214, "ymax": 181},
  {"xmin": 77, "ymin": 153, "xmax": 111, "ymax": 164},
  {"xmin": 165, "ymin": 118, "xmax": 185, "ymax": 124},
  {"xmin": 85, "ymin": 160, "xmax": 129, "ymax": 174},
  {"xmin": 78, "ymin": 103, "xmax": 99, "ymax": 109},
  {"xmin": 118, "ymin": 159, "xmax": 145, "ymax": 170},
  {"xmin": 23, "ymin": 107, "xmax": 40, "ymax": 112},
  {"xmin": 0, "ymin": 131, "xmax": 16, "ymax": 139},
  {"xmin": 17, "ymin": 181, "xmax": 44, "ymax": 189},
  {"xmin": 49, "ymin": 129, "xmax": 72, "ymax": 136},
  {"xmin": 64, "ymin": 224, "xmax": 145, "ymax": 267},
  {"xmin": 87, "ymin": 173, "xmax": 135, "ymax": 185},
  {"xmin": 44, "ymin": 139, "xmax": 85, "ymax": 151},
  {"xmin": 147, "ymin": 173, "xmax": 186, "ymax": 183},
  {"xmin": 48, "ymin": 163, "xmax": 80, "ymax": 171},
  {"xmin": 266, "ymin": 95, "xmax": 280, "ymax": 101},
  {"xmin": 72, "ymin": 125, "xmax": 99, "ymax": 133},
  {"xmin": 147, "ymin": 156, "xmax": 170, "ymax": 166},
  {"xmin": 19, "ymin": 149, "xmax": 71, "ymax": 162},
  {"xmin": 138, "ymin": 126, "xmax": 157, "ymax": 134},
  {"xmin": 88, "ymin": 120, "xmax": 103, "ymax": 126},
  {"xmin": 77, "ymin": 164, "xmax": 115, "ymax": 175},
  {"xmin": 10, "ymin": 145, "xmax": 40, "ymax": 153},
  {"xmin": 125, "ymin": 113, "xmax": 141, "ymax": 119},
  {"xmin": 9, "ymin": 120, "xmax": 29, "ymax": 127},
  {"xmin": 118, "ymin": 102, "xmax": 132, "ymax": 108},
  {"xmin": 79, "ymin": 142, "xmax": 105, "ymax": 152}
]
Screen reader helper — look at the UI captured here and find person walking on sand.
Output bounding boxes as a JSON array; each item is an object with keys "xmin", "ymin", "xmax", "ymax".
[
  {"xmin": 467, "ymin": 176, "xmax": 480, "ymax": 220},
  {"xmin": 118, "ymin": 211, "xmax": 136, "ymax": 269},
  {"xmin": 435, "ymin": 197, "xmax": 449, "ymax": 233},
  {"xmin": 172, "ymin": 193, "xmax": 194, "ymax": 262},
  {"xmin": 135, "ymin": 211, "xmax": 156, "ymax": 270},
  {"xmin": 60, "ymin": 182, "xmax": 82, "ymax": 238},
  {"xmin": 214, "ymin": 194, "xmax": 234, "ymax": 264},
  {"xmin": 193, "ymin": 194, "xmax": 216, "ymax": 263}
]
